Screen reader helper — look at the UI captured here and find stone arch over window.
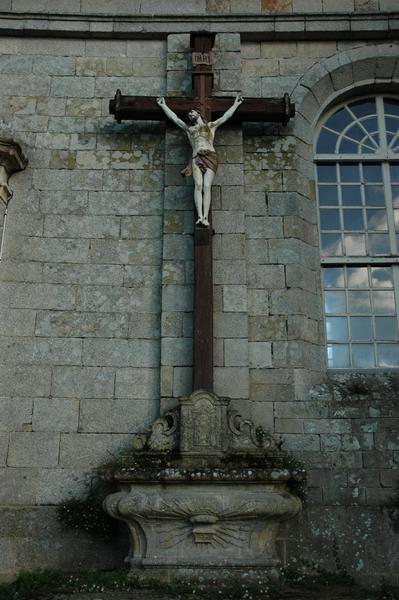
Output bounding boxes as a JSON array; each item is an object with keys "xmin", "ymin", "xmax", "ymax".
[{"xmin": 292, "ymin": 43, "xmax": 399, "ymax": 140}]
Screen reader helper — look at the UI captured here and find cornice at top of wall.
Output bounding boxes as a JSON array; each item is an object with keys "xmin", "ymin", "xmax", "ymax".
[{"xmin": 0, "ymin": 12, "xmax": 398, "ymax": 40}]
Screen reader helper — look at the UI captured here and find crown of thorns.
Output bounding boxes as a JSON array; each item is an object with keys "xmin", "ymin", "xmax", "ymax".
[{"xmin": 187, "ymin": 107, "xmax": 207, "ymax": 122}]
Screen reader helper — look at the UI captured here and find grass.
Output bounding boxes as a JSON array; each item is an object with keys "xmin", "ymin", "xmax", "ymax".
[
  {"xmin": 0, "ymin": 570, "xmax": 130, "ymax": 600},
  {"xmin": 1, "ymin": 569, "xmax": 399, "ymax": 600}
]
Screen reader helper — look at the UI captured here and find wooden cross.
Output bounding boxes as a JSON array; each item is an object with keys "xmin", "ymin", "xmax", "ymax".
[{"xmin": 109, "ymin": 32, "xmax": 295, "ymax": 394}]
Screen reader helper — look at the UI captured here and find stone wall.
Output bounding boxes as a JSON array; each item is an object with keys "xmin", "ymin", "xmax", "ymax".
[
  {"xmin": 281, "ymin": 372, "xmax": 399, "ymax": 587},
  {"xmin": 237, "ymin": 39, "xmax": 399, "ymax": 584},
  {"xmin": 0, "ymin": 35, "xmax": 167, "ymax": 578},
  {"xmin": 240, "ymin": 38, "xmax": 399, "ymax": 584},
  {"xmin": 0, "ymin": 0, "xmax": 398, "ymax": 585}
]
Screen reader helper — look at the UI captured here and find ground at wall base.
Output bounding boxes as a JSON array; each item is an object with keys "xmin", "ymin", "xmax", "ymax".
[
  {"xmin": 36, "ymin": 586, "xmax": 399, "ymax": 600},
  {"xmin": 1, "ymin": 570, "xmax": 399, "ymax": 600}
]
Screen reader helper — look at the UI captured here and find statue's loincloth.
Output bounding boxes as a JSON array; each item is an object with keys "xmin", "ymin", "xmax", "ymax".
[{"xmin": 181, "ymin": 150, "xmax": 218, "ymax": 177}]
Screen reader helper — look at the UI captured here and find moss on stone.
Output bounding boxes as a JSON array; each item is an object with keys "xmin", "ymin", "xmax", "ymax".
[{"xmin": 56, "ymin": 478, "xmax": 118, "ymax": 541}]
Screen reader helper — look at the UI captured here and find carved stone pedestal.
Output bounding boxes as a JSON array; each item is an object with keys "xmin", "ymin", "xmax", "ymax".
[
  {"xmin": 104, "ymin": 391, "xmax": 303, "ymax": 586},
  {"xmin": 105, "ymin": 474, "xmax": 300, "ymax": 585}
]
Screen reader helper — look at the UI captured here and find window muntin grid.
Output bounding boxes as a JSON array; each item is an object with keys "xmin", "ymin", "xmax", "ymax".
[
  {"xmin": 316, "ymin": 97, "xmax": 399, "ymax": 157},
  {"xmin": 317, "ymin": 98, "xmax": 380, "ymax": 155},
  {"xmin": 316, "ymin": 96, "xmax": 399, "ymax": 369},
  {"xmin": 318, "ymin": 162, "xmax": 392, "ymax": 258},
  {"xmin": 324, "ymin": 266, "xmax": 399, "ymax": 368}
]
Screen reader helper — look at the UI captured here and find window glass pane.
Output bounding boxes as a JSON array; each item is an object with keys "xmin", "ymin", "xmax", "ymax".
[
  {"xmin": 368, "ymin": 234, "xmax": 390, "ymax": 255},
  {"xmin": 371, "ymin": 132, "xmax": 380, "ymax": 146},
  {"xmin": 325, "ymin": 291, "xmax": 346, "ymax": 313},
  {"xmin": 373, "ymin": 290, "xmax": 396, "ymax": 314},
  {"xmin": 344, "ymin": 234, "xmax": 366, "ymax": 255},
  {"xmin": 385, "ymin": 117, "xmax": 399, "ymax": 135},
  {"xmin": 349, "ymin": 99, "xmax": 376, "ymax": 118},
  {"xmin": 325, "ymin": 107, "xmax": 353, "ymax": 132},
  {"xmin": 317, "ymin": 129, "xmax": 338, "ymax": 153},
  {"xmin": 362, "ymin": 117, "xmax": 378, "ymax": 134},
  {"xmin": 342, "ymin": 185, "xmax": 362, "ymax": 206},
  {"xmin": 318, "ymin": 165, "xmax": 337, "ymax": 182},
  {"xmin": 321, "ymin": 233, "xmax": 343, "ymax": 256},
  {"xmin": 346, "ymin": 123, "xmax": 367, "ymax": 142},
  {"xmin": 323, "ymin": 268, "xmax": 345, "ymax": 288},
  {"xmin": 340, "ymin": 164, "xmax": 359, "ymax": 182},
  {"xmin": 351, "ymin": 316, "xmax": 372, "ymax": 340},
  {"xmin": 339, "ymin": 139, "xmax": 359, "ymax": 154},
  {"xmin": 343, "ymin": 209, "xmax": 364, "ymax": 230},
  {"xmin": 326, "ymin": 317, "xmax": 349, "ymax": 341},
  {"xmin": 318, "ymin": 185, "xmax": 338, "ymax": 206},
  {"xmin": 327, "ymin": 344, "xmax": 350, "ymax": 368},
  {"xmin": 392, "ymin": 186, "xmax": 399, "ymax": 207},
  {"xmin": 348, "ymin": 290, "xmax": 371, "ymax": 313},
  {"xmin": 320, "ymin": 209, "xmax": 340, "ymax": 230},
  {"xmin": 363, "ymin": 163, "xmax": 383, "ymax": 182},
  {"xmin": 352, "ymin": 344, "xmax": 375, "ymax": 368},
  {"xmin": 375, "ymin": 317, "xmax": 398, "ymax": 340},
  {"xmin": 364, "ymin": 185, "xmax": 385, "ymax": 207},
  {"xmin": 370, "ymin": 267, "xmax": 393, "ymax": 288},
  {"xmin": 390, "ymin": 165, "xmax": 399, "ymax": 182},
  {"xmin": 384, "ymin": 99, "xmax": 399, "ymax": 117},
  {"xmin": 347, "ymin": 267, "xmax": 368, "ymax": 288},
  {"xmin": 378, "ymin": 344, "xmax": 399, "ymax": 367},
  {"xmin": 362, "ymin": 144, "xmax": 377, "ymax": 154},
  {"xmin": 366, "ymin": 210, "xmax": 388, "ymax": 231}
]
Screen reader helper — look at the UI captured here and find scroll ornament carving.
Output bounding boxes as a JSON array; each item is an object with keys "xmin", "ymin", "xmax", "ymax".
[
  {"xmin": 0, "ymin": 138, "xmax": 27, "ymax": 206},
  {"xmin": 131, "ymin": 391, "xmax": 277, "ymax": 455},
  {"xmin": 227, "ymin": 411, "xmax": 277, "ymax": 452},
  {"xmin": 132, "ymin": 409, "xmax": 178, "ymax": 452}
]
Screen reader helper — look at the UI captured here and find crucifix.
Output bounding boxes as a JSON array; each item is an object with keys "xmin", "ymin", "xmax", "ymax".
[{"xmin": 109, "ymin": 32, "xmax": 295, "ymax": 395}]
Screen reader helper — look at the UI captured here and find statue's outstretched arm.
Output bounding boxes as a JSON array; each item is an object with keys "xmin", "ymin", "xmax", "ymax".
[
  {"xmin": 157, "ymin": 97, "xmax": 188, "ymax": 131},
  {"xmin": 210, "ymin": 95, "xmax": 243, "ymax": 129}
]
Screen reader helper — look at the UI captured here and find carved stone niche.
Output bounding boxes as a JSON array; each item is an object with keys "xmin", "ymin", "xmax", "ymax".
[
  {"xmin": 0, "ymin": 139, "xmax": 27, "ymax": 206},
  {"xmin": 104, "ymin": 390, "xmax": 304, "ymax": 586}
]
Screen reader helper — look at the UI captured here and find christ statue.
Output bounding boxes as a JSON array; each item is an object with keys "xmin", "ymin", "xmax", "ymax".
[{"xmin": 157, "ymin": 95, "xmax": 244, "ymax": 227}]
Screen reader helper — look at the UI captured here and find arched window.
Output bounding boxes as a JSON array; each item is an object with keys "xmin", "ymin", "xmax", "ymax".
[{"xmin": 315, "ymin": 96, "xmax": 399, "ymax": 369}]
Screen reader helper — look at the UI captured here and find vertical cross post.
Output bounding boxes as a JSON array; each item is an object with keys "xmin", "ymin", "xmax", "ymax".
[{"xmin": 192, "ymin": 32, "xmax": 214, "ymax": 392}]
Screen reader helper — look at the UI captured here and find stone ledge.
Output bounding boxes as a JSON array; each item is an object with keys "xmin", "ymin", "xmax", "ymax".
[
  {"xmin": 0, "ymin": 13, "xmax": 398, "ymax": 39},
  {"xmin": 112, "ymin": 465, "xmax": 300, "ymax": 483}
]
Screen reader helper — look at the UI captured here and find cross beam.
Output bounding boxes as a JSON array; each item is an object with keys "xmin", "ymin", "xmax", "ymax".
[
  {"xmin": 109, "ymin": 32, "xmax": 295, "ymax": 395},
  {"xmin": 110, "ymin": 93, "xmax": 295, "ymax": 126}
]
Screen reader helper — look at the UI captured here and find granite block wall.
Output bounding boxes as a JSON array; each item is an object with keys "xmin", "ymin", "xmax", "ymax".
[
  {"xmin": 239, "ymin": 39, "xmax": 399, "ymax": 584},
  {"xmin": 0, "ymin": 35, "xmax": 167, "ymax": 578}
]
